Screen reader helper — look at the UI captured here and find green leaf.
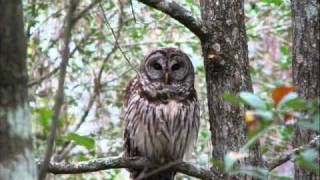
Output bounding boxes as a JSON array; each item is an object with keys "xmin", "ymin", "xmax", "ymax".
[
  {"xmin": 29, "ymin": 19, "xmax": 38, "ymax": 27},
  {"xmin": 210, "ymin": 159, "xmax": 224, "ymax": 171},
  {"xmin": 224, "ymin": 153, "xmax": 237, "ymax": 171},
  {"xmin": 278, "ymin": 92, "xmax": 299, "ymax": 108},
  {"xmin": 280, "ymin": 46, "xmax": 289, "ymax": 55},
  {"xmin": 296, "ymin": 149, "xmax": 320, "ymax": 173},
  {"xmin": 273, "ymin": 0, "xmax": 282, "ymax": 6},
  {"xmin": 255, "ymin": 110, "xmax": 273, "ymax": 121},
  {"xmin": 262, "ymin": 0, "xmax": 282, "ymax": 6},
  {"xmin": 186, "ymin": 0, "xmax": 193, "ymax": 4},
  {"xmin": 58, "ymin": 117, "xmax": 64, "ymax": 128},
  {"xmin": 230, "ymin": 166, "xmax": 291, "ymax": 179},
  {"xmin": 222, "ymin": 93, "xmax": 243, "ymax": 104},
  {"xmin": 224, "ymin": 152, "xmax": 248, "ymax": 171},
  {"xmin": 280, "ymin": 126, "xmax": 294, "ymax": 141},
  {"xmin": 104, "ymin": 63, "xmax": 110, "ymax": 71},
  {"xmin": 301, "ymin": 149, "xmax": 318, "ymax": 162},
  {"xmin": 240, "ymin": 92, "xmax": 267, "ymax": 110},
  {"xmin": 66, "ymin": 133, "xmax": 95, "ymax": 150},
  {"xmin": 38, "ymin": 2, "xmax": 49, "ymax": 10},
  {"xmin": 229, "ymin": 166, "xmax": 269, "ymax": 179},
  {"xmin": 241, "ymin": 126, "xmax": 269, "ymax": 152},
  {"xmin": 199, "ymin": 130, "xmax": 210, "ymax": 142},
  {"xmin": 286, "ymin": 98, "xmax": 308, "ymax": 110},
  {"xmin": 34, "ymin": 107, "xmax": 53, "ymax": 131},
  {"xmin": 78, "ymin": 154, "xmax": 90, "ymax": 161},
  {"xmin": 298, "ymin": 113, "xmax": 320, "ymax": 132}
]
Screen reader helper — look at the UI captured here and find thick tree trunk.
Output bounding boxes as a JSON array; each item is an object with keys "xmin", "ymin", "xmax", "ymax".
[
  {"xmin": 291, "ymin": 0, "xmax": 320, "ymax": 179},
  {"xmin": 199, "ymin": 0, "xmax": 261, "ymax": 175},
  {"xmin": 0, "ymin": 0, "xmax": 37, "ymax": 179}
]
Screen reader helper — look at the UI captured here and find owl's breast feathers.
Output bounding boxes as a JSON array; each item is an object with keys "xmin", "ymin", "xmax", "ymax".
[{"xmin": 124, "ymin": 77, "xmax": 200, "ymax": 163}]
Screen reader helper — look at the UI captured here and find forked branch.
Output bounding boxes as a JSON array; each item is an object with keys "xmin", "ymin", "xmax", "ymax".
[{"xmin": 137, "ymin": 0, "xmax": 206, "ymax": 39}]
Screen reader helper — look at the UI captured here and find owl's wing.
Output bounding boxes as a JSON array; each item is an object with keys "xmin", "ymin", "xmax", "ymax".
[
  {"xmin": 123, "ymin": 77, "xmax": 139, "ymax": 158},
  {"xmin": 124, "ymin": 77, "xmax": 139, "ymax": 107},
  {"xmin": 123, "ymin": 78, "xmax": 142, "ymax": 179},
  {"xmin": 123, "ymin": 123, "xmax": 135, "ymax": 157}
]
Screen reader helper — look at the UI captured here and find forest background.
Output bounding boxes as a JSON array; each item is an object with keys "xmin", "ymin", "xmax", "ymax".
[{"xmin": 0, "ymin": 0, "xmax": 319, "ymax": 180}]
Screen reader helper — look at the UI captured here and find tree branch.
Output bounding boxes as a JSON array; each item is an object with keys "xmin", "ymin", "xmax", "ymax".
[
  {"xmin": 99, "ymin": 2, "xmax": 139, "ymax": 74},
  {"xmin": 39, "ymin": 133, "xmax": 320, "ymax": 180},
  {"xmin": 40, "ymin": 157, "xmax": 219, "ymax": 180},
  {"xmin": 72, "ymin": 0, "xmax": 102, "ymax": 24},
  {"xmin": 38, "ymin": 1, "xmax": 79, "ymax": 179},
  {"xmin": 28, "ymin": 34, "xmax": 89, "ymax": 87},
  {"xmin": 53, "ymin": 0, "xmax": 125, "ymax": 162},
  {"xmin": 129, "ymin": 0, "xmax": 137, "ymax": 23},
  {"xmin": 137, "ymin": 0, "xmax": 206, "ymax": 39},
  {"xmin": 28, "ymin": 66, "xmax": 60, "ymax": 87},
  {"xmin": 28, "ymin": 0, "xmax": 100, "ymax": 88},
  {"xmin": 268, "ymin": 135, "xmax": 320, "ymax": 170}
]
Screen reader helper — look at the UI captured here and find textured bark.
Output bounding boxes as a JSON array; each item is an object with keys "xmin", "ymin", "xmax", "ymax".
[
  {"xmin": 40, "ymin": 157, "xmax": 219, "ymax": 179},
  {"xmin": 137, "ymin": 0, "xmax": 205, "ymax": 38},
  {"xmin": 291, "ymin": 0, "xmax": 320, "ymax": 179},
  {"xmin": 0, "ymin": 0, "xmax": 37, "ymax": 179},
  {"xmin": 135, "ymin": 0, "xmax": 261, "ymax": 178},
  {"xmin": 199, "ymin": 0, "xmax": 260, "ymax": 175}
]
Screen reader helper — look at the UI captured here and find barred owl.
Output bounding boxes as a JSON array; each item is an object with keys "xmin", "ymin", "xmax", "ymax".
[{"xmin": 124, "ymin": 48, "xmax": 200, "ymax": 180}]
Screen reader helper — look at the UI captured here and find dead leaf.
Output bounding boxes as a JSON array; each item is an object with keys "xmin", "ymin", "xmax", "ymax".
[{"xmin": 272, "ymin": 86, "xmax": 294, "ymax": 105}]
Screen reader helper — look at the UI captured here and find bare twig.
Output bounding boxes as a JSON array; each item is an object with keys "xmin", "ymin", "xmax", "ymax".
[
  {"xmin": 72, "ymin": 0, "xmax": 102, "ymax": 24},
  {"xmin": 38, "ymin": 157, "xmax": 218, "ymax": 180},
  {"xmin": 53, "ymin": 0, "xmax": 125, "ymax": 162},
  {"xmin": 38, "ymin": 1, "xmax": 79, "ymax": 179},
  {"xmin": 28, "ymin": 34, "xmax": 89, "ymax": 87},
  {"xmin": 99, "ymin": 3, "xmax": 139, "ymax": 74},
  {"xmin": 31, "ymin": 8, "xmax": 64, "ymax": 38},
  {"xmin": 129, "ymin": 0, "xmax": 137, "ymax": 23},
  {"xmin": 28, "ymin": 0, "xmax": 102, "ymax": 88},
  {"xmin": 28, "ymin": 66, "xmax": 60, "ymax": 87},
  {"xmin": 102, "ymin": 68, "xmax": 133, "ymax": 85},
  {"xmin": 96, "ymin": 0, "xmax": 124, "ymax": 86},
  {"xmin": 268, "ymin": 135, "xmax": 320, "ymax": 170},
  {"xmin": 120, "ymin": 40, "xmax": 198, "ymax": 48},
  {"xmin": 54, "ymin": 143, "xmax": 77, "ymax": 162},
  {"xmin": 137, "ymin": 0, "xmax": 206, "ymax": 39},
  {"xmin": 26, "ymin": 0, "xmax": 37, "ymax": 41}
]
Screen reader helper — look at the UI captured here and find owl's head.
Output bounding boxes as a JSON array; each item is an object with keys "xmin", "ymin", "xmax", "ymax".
[{"xmin": 139, "ymin": 48, "xmax": 195, "ymax": 101}]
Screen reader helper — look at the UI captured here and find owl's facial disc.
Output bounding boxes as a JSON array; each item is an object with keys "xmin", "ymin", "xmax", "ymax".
[
  {"xmin": 141, "ymin": 48, "xmax": 195, "ymax": 101},
  {"xmin": 145, "ymin": 53, "xmax": 166, "ymax": 81},
  {"xmin": 169, "ymin": 56, "xmax": 189, "ymax": 81},
  {"xmin": 145, "ymin": 53, "xmax": 191, "ymax": 84}
]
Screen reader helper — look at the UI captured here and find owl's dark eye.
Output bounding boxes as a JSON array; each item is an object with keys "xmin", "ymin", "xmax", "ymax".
[
  {"xmin": 171, "ymin": 63, "xmax": 181, "ymax": 71},
  {"xmin": 153, "ymin": 62, "xmax": 162, "ymax": 70}
]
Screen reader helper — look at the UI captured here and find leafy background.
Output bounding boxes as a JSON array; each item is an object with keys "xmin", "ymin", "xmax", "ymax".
[{"xmin": 23, "ymin": 0, "xmax": 318, "ymax": 179}]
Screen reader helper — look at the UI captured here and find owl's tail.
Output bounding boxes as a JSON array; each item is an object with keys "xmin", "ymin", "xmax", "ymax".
[{"xmin": 130, "ymin": 169, "xmax": 176, "ymax": 180}]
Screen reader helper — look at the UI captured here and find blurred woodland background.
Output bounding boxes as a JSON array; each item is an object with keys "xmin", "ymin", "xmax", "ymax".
[{"xmin": 0, "ymin": 0, "xmax": 319, "ymax": 180}]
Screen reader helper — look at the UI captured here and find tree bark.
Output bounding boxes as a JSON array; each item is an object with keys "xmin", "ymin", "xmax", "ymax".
[
  {"xmin": 0, "ymin": 0, "xmax": 37, "ymax": 179},
  {"xmin": 40, "ymin": 157, "xmax": 219, "ymax": 179},
  {"xmin": 199, "ymin": 0, "xmax": 260, "ymax": 175},
  {"xmin": 291, "ymin": 0, "xmax": 320, "ymax": 179}
]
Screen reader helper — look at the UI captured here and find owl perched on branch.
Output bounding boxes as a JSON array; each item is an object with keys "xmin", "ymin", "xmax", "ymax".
[{"xmin": 123, "ymin": 48, "xmax": 200, "ymax": 180}]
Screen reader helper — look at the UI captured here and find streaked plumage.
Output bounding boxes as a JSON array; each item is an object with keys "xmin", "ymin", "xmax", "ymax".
[{"xmin": 124, "ymin": 48, "xmax": 199, "ymax": 180}]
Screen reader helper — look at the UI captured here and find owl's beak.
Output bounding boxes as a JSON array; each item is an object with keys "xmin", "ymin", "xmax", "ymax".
[{"xmin": 164, "ymin": 72, "xmax": 169, "ymax": 84}]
